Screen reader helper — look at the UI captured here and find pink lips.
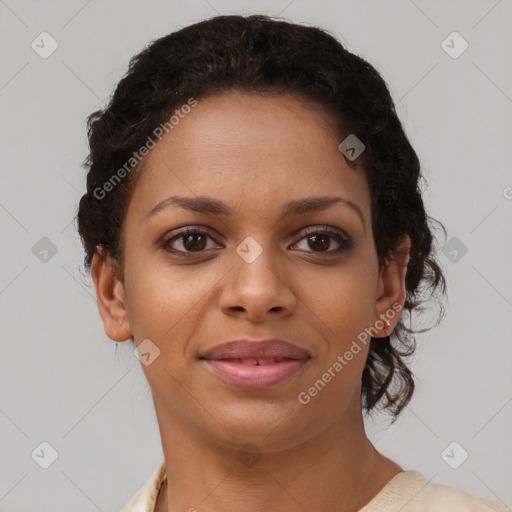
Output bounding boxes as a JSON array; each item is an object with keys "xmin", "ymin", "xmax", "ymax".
[{"xmin": 200, "ymin": 338, "xmax": 311, "ymax": 389}]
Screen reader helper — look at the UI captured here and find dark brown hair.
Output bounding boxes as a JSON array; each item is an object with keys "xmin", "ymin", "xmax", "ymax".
[{"xmin": 76, "ymin": 14, "xmax": 446, "ymax": 422}]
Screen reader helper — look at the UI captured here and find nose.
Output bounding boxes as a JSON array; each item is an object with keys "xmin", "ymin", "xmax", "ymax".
[{"xmin": 218, "ymin": 239, "xmax": 297, "ymax": 322}]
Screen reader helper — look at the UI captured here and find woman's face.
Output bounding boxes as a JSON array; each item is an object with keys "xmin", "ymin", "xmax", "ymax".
[{"xmin": 95, "ymin": 91, "xmax": 407, "ymax": 450}]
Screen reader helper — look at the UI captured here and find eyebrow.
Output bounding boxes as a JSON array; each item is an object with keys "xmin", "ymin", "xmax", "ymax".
[{"xmin": 146, "ymin": 195, "xmax": 365, "ymax": 227}]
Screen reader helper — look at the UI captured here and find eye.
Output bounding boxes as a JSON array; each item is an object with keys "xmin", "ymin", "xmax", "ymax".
[
  {"xmin": 291, "ymin": 226, "xmax": 353, "ymax": 254},
  {"xmin": 160, "ymin": 225, "xmax": 353, "ymax": 257},
  {"xmin": 160, "ymin": 227, "xmax": 220, "ymax": 256}
]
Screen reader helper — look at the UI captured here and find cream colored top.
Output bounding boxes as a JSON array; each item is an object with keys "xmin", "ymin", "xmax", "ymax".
[{"xmin": 120, "ymin": 458, "xmax": 511, "ymax": 511}]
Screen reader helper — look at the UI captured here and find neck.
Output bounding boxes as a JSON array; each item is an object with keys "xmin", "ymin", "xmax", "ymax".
[{"xmin": 153, "ymin": 394, "xmax": 401, "ymax": 512}]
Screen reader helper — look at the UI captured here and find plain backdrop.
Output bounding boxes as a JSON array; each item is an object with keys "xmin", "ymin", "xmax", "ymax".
[{"xmin": 1, "ymin": 0, "xmax": 511, "ymax": 510}]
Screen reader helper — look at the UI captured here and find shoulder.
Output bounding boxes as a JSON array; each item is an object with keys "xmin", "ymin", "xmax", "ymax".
[
  {"xmin": 360, "ymin": 470, "xmax": 511, "ymax": 512},
  {"xmin": 120, "ymin": 458, "xmax": 167, "ymax": 512}
]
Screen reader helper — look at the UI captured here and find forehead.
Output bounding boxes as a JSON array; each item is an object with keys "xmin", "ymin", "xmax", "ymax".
[
  {"xmin": 164, "ymin": 90, "xmax": 344, "ymax": 157},
  {"xmin": 126, "ymin": 91, "xmax": 371, "ymax": 223}
]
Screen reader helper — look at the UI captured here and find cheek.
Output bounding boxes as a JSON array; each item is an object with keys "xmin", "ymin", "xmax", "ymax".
[
  {"xmin": 123, "ymin": 257, "xmax": 218, "ymax": 344},
  {"xmin": 308, "ymin": 275, "xmax": 375, "ymax": 392},
  {"xmin": 312, "ymin": 265, "xmax": 377, "ymax": 334}
]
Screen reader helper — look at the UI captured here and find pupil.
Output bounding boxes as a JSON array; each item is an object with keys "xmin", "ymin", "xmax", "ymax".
[
  {"xmin": 309, "ymin": 234, "xmax": 329, "ymax": 251},
  {"xmin": 184, "ymin": 234, "xmax": 205, "ymax": 251}
]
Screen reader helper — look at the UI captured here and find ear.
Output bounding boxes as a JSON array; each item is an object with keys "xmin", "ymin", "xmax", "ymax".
[
  {"xmin": 372, "ymin": 235, "xmax": 411, "ymax": 337},
  {"xmin": 90, "ymin": 246, "xmax": 133, "ymax": 342}
]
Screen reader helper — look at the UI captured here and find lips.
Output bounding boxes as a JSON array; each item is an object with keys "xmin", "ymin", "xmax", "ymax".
[
  {"xmin": 200, "ymin": 338, "xmax": 311, "ymax": 389},
  {"xmin": 200, "ymin": 338, "xmax": 311, "ymax": 361},
  {"xmin": 225, "ymin": 357, "xmax": 293, "ymax": 365}
]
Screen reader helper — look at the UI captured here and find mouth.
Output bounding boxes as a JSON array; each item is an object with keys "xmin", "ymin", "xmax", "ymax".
[
  {"xmin": 199, "ymin": 338, "xmax": 311, "ymax": 389},
  {"xmin": 201, "ymin": 356, "xmax": 310, "ymax": 389}
]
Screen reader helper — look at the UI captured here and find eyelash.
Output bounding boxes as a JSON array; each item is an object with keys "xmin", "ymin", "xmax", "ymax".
[{"xmin": 159, "ymin": 225, "xmax": 353, "ymax": 257}]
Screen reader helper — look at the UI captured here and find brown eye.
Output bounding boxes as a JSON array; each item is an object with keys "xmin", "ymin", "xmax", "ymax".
[
  {"xmin": 180, "ymin": 232, "xmax": 207, "ymax": 251},
  {"xmin": 161, "ymin": 228, "xmax": 219, "ymax": 255},
  {"xmin": 306, "ymin": 233, "xmax": 330, "ymax": 251},
  {"xmin": 292, "ymin": 227, "xmax": 353, "ymax": 254}
]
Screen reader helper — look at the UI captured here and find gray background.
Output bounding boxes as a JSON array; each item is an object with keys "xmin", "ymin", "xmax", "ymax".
[{"xmin": 1, "ymin": 0, "xmax": 511, "ymax": 510}]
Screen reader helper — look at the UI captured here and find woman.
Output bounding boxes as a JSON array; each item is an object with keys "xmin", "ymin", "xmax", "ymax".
[{"xmin": 76, "ymin": 14, "xmax": 509, "ymax": 512}]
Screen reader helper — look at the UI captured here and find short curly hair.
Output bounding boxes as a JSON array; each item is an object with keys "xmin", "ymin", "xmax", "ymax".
[{"xmin": 76, "ymin": 14, "xmax": 446, "ymax": 422}]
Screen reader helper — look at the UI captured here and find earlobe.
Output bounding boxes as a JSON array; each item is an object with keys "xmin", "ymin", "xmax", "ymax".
[
  {"xmin": 372, "ymin": 235, "xmax": 411, "ymax": 336},
  {"xmin": 90, "ymin": 247, "xmax": 133, "ymax": 342}
]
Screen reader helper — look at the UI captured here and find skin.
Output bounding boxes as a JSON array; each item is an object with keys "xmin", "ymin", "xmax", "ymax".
[{"xmin": 91, "ymin": 91, "xmax": 410, "ymax": 512}]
